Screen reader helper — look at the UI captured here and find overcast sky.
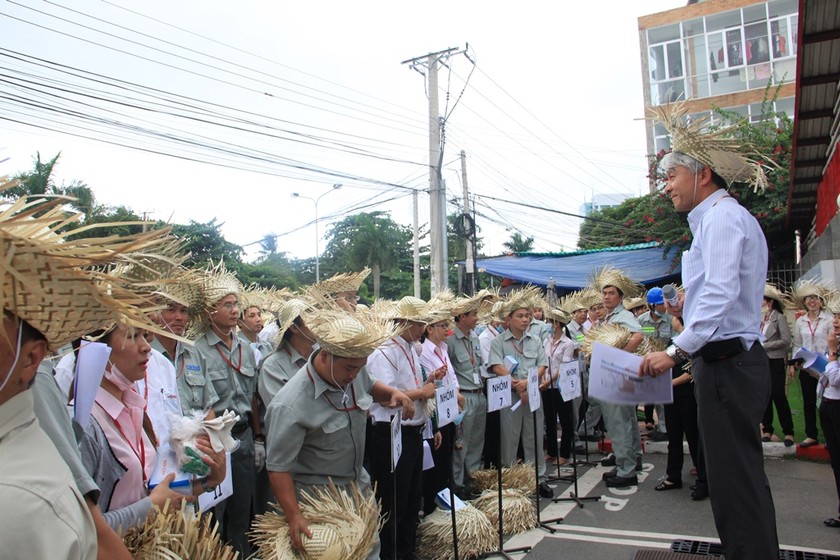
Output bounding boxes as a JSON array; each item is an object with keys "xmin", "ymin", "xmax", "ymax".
[{"xmin": 0, "ymin": 0, "xmax": 686, "ymax": 262}]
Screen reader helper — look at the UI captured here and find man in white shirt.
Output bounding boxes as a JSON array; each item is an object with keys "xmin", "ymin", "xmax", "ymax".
[{"xmin": 640, "ymin": 102, "xmax": 778, "ymax": 560}]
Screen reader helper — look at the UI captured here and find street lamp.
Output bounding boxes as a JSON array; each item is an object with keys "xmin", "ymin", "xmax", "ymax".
[{"xmin": 292, "ymin": 183, "xmax": 342, "ymax": 281}]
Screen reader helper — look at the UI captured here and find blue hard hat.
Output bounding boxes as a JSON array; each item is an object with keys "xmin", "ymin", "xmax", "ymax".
[{"xmin": 646, "ymin": 287, "xmax": 664, "ymax": 305}]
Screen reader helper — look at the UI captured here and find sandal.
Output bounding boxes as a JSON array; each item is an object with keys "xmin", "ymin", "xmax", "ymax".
[
  {"xmin": 655, "ymin": 480, "xmax": 682, "ymax": 491},
  {"xmin": 800, "ymin": 438, "xmax": 819, "ymax": 447}
]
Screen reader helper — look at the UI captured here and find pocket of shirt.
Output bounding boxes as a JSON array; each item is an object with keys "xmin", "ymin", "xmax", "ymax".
[
  {"xmin": 208, "ymin": 368, "xmax": 230, "ymax": 395},
  {"xmin": 321, "ymin": 414, "xmax": 350, "ymax": 447}
]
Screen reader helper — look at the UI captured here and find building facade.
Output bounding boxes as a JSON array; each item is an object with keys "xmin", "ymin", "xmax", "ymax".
[{"xmin": 639, "ymin": 0, "xmax": 799, "ymax": 172}]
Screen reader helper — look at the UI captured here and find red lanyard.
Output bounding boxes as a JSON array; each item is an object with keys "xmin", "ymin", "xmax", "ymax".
[
  {"xmin": 306, "ymin": 367, "xmax": 359, "ymax": 411},
  {"xmin": 433, "ymin": 345, "xmax": 449, "ymax": 368},
  {"xmin": 113, "ymin": 416, "xmax": 147, "ymax": 483},
  {"xmin": 395, "ymin": 339, "xmax": 420, "ymax": 387},
  {"xmin": 215, "ymin": 344, "xmax": 244, "ymax": 375},
  {"xmin": 510, "ymin": 336, "xmax": 524, "ymax": 357},
  {"xmin": 808, "ymin": 317, "xmax": 821, "ymax": 340}
]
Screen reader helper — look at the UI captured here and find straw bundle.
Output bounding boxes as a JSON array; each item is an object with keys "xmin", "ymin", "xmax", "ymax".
[
  {"xmin": 122, "ymin": 501, "xmax": 238, "ymax": 560},
  {"xmin": 472, "ymin": 489, "xmax": 537, "ymax": 534},
  {"xmin": 416, "ymin": 505, "xmax": 495, "ymax": 560},
  {"xmin": 469, "ymin": 463, "xmax": 535, "ymax": 495},
  {"xmin": 251, "ymin": 482, "xmax": 379, "ymax": 560}
]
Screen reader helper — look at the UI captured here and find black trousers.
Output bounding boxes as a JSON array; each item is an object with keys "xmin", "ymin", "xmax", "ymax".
[
  {"xmin": 542, "ymin": 388, "xmax": 573, "ymax": 459},
  {"xmin": 799, "ymin": 370, "xmax": 820, "ymax": 440},
  {"xmin": 694, "ymin": 343, "xmax": 778, "ymax": 560},
  {"xmin": 663, "ymin": 386, "xmax": 702, "ymax": 483},
  {"xmin": 819, "ymin": 399, "xmax": 840, "ymax": 517},
  {"xmin": 762, "ymin": 357, "xmax": 794, "ymax": 436},
  {"xmin": 370, "ymin": 423, "xmax": 424, "ymax": 560},
  {"xmin": 423, "ymin": 423, "xmax": 454, "ymax": 515},
  {"xmin": 483, "ymin": 409, "xmax": 501, "ymax": 469}
]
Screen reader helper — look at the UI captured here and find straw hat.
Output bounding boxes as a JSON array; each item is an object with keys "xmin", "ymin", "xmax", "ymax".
[
  {"xmin": 240, "ymin": 285, "xmax": 289, "ymax": 318},
  {"xmin": 302, "ymin": 307, "xmax": 401, "ymax": 359},
  {"xmin": 0, "ymin": 193, "xmax": 183, "ymax": 349},
  {"xmin": 469, "ymin": 463, "xmax": 536, "ymax": 495},
  {"xmin": 417, "ymin": 505, "xmax": 495, "ymax": 560},
  {"xmin": 623, "ymin": 297, "xmax": 648, "ymax": 313},
  {"xmin": 559, "ymin": 288, "xmax": 599, "ymax": 314},
  {"xmin": 391, "ymin": 296, "xmax": 430, "ymax": 324},
  {"xmin": 473, "ymin": 489, "xmax": 537, "ymax": 534},
  {"xmin": 787, "ymin": 279, "xmax": 836, "ymax": 309},
  {"xmin": 310, "ymin": 268, "xmax": 370, "ymax": 297},
  {"xmin": 190, "ymin": 261, "xmax": 243, "ymax": 335},
  {"xmin": 451, "ymin": 292, "xmax": 485, "ymax": 316},
  {"xmin": 826, "ymin": 294, "xmax": 840, "ymax": 315},
  {"xmin": 271, "ymin": 298, "xmax": 312, "ymax": 346},
  {"xmin": 496, "ymin": 286, "xmax": 542, "ymax": 319},
  {"xmin": 580, "ymin": 324, "xmax": 634, "ymax": 357},
  {"xmin": 763, "ymin": 284, "xmax": 787, "ymax": 310},
  {"xmin": 123, "ymin": 501, "xmax": 236, "ymax": 560},
  {"xmin": 543, "ymin": 307, "xmax": 572, "ymax": 326},
  {"xmin": 592, "ymin": 267, "xmax": 643, "ymax": 300},
  {"xmin": 251, "ymin": 481, "xmax": 379, "ymax": 560},
  {"xmin": 647, "ymin": 100, "xmax": 773, "ymax": 191},
  {"xmin": 424, "ymin": 292, "xmax": 456, "ymax": 325}
]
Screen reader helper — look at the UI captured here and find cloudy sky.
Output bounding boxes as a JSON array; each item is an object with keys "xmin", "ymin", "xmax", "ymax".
[{"xmin": 0, "ymin": 0, "xmax": 685, "ymax": 261}]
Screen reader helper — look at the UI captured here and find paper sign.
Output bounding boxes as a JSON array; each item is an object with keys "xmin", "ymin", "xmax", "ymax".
[
  {"xmin": 391, "ymin": 412, "xmax": 402, "ymax": 473},
  {"xmin": 197, "ymin": 453, "xmax": 233, "ymax": 511},
  {"xmin": 527, "ymin": 367, "xmax": 541, "ymax": 412},
  {"xmin": 422, "ymin": 440, "xmax": 434, "ymax": 470},
  {"xmin": 486, "ymin": 376, "xmax": 511, "ymax": 412},
  {"xmin": 559, "ymin": 361, "xmax": 582, "ymax": 402},
  {"xmin": 435, "ymin": 385, "xmax": 458, "ymax": 428},
  {"xmin": 435, "ymin": 488, "xmax": 468, "ymax": 511},
  {"xmin": 589, "ymin": 342, "xmax": 673, "ymax": 405},
  {"xmin": 73, "ymin": 341, "xmax": 111, "ymax": 428}
]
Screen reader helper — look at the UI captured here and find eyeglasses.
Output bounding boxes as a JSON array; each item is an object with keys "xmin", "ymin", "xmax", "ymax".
[
  {"xmin": 431, "ymin": 323, "xmax": 449, "ymax": 329},
  {"xmin": 221, "ymin": 301, "xmax": 240, "ymax": 310}
]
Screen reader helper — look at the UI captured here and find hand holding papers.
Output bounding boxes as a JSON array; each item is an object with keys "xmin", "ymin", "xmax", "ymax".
[{"xmin": 590, "ymin": 342, "xmax": 673, "ymax": 405}]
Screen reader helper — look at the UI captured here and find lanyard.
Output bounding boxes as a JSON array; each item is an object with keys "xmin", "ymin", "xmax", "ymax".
[
  {"xmin": 461, "ymin": 338, "xmax": 475, "ymax": 367},
  {"xmin": 306, "ymin": 367, "xmax": 359, "ymax": 412},
  {"xmin": 509, "ymin": 336, "xmax": 524, "ymax": 357},
  {"xmin": 807, "ymin": 317, "xmax": 821, "ymax": 340},
  {"xmin": 215, "ymin": 344, "xmax": 244, "ymax": 375},
  {"xmin": 395, "ymin": 339, "xmax": 421, "ymax": 387}
]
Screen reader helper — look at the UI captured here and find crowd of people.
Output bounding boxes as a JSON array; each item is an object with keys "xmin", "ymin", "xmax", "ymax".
[{"xmin": 3, "ymin": 101, "xmax": 840, "ymax": 560}]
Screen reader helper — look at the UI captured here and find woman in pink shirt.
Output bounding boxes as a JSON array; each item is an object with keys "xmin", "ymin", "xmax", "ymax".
[{"xmin": 80, "ymin": 325, "xmax": 225, "ymax": 532}]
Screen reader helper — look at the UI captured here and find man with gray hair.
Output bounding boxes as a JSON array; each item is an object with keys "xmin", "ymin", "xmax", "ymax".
[{"xmin": 640, "ymin": 103, "xmax": 778, "ymax": 560}]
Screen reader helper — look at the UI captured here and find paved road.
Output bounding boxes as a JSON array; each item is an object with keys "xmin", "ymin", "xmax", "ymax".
[{"xmin": 480, "ymin": 450, "xmax": 840, "ymax": 559}]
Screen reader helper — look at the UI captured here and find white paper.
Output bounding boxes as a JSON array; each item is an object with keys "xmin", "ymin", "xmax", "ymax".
[
  {"xmin": 435, "ymin": 488, "xmax": 467, "ymax": 511},
  {"xmin": 589, "ymin": 342, "xmax": 673, "ymax": 405},
  {"xmin": 486, "ymin": 376, "xmax": 512, "ymax": 412},
  {"xmin": 527, "ymin": 367, "xmax": 541, "ymax": 412},
  {"xmin": 559, "ymin": 361, "xmax": 582, "ymax": 402},
  {"xmin": 422, "ymin": 440, "xmax": 434, "ymax": 470},
  {"xmin": 435, "ymin": 385, "xmax": 458, "ymax": 428},
  {"xmin": 391, "ymin": 412, "xmax": 402, "ymax": 473},
  {"xmin": 73, "ymin": 341, "xmax": 111, "ymax": 428},
  {"xmin": 197, "ymin": 453, "xmax": 233, "ymax": 511},
  {"xmin": 793, "ymin": 347, "xmax": 828, "ymax": 374},
  {"xmin": 148, "ymin": 442, "xmax": 192, "ymax": 496}
]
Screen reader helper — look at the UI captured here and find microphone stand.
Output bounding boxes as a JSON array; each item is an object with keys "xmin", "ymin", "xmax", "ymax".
[
  {"xmin": 532, "ymin": 403, "xmax": 563, "ymax": 531},
  {"xmin": 576, "ymin": 365, "xmax": 603, "ymax": 467}
]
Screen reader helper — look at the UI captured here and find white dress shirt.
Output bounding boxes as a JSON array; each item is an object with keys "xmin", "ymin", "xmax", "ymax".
[{"xmin": 367, "ymin": 337, "xmax": 428, "ymax": 426}]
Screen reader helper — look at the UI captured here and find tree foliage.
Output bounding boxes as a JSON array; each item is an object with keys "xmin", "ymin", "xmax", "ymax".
[
  {"xmin": 502, "ymin": 232, "xmax": 535, "ymax": 253},
  {"xmin": 6, "ymin": 151, "xmax": 98, "ymax": 220},
  {"xmin": 169, "ymin": 219, "xmax": 244, "ymax": 270},
  {"xmin": 579, "ymin": 98, "xmax": 793, "ymax": 267}
]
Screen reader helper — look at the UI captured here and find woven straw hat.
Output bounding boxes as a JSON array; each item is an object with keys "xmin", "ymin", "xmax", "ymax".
[
  {"xmin": 240, "ymin": 285, "xmax": 290, "ymax": 318},
  {"xmin": 302, "ymin": 307, "xmax": 400, "ymax": 358},
  {"xmin": 424, "ymin": 292, "xmax": 456, "ymax": 324},
  {"xmin": 559, "ymin": 289, "xmax": 597, "ymax": 314},
  {"xmin": 496, "ymin": 286, "xmax": 542, "ymax": 318},
  {"xmin": 787, "ymin": 279, "xmax": 836, "ymax": 309},
  {"xmin": 251, "ymin": 481, "xmax": 379, "ymax": 560},
  {"xmin": 417, "ymin": 505, "xmax": 495, "ymax": 560},
  {"xmin": 391, "ymin": 296, "xmax": 430, "ymax": 323},
  {"xmin": 473, "ymin": 489, "xmax": 537, "ymax": 534},
  {"xmin": 580, "ymin": 324, "xmax": 634, "ymax": 357},
  {"xmin": 271, "ymin": 298, "xmax": 311, "ymax": 346},
  {"xmin": 543, "ymin": 307, "xmax": 572, "ymax": 326},
  {"xmin": 190, "ymin": 261, "xmax": 243, "ymax": 335},
  {"xmin": 592, "ymin": 267, "xmax": 643, "ymax": 299},
  {"xmin": 156, "ymin": 268, "xmax": 205, "ymax": 312},
  {"xmin": 647, "ymin": 100, "xmax": 773, "ymax": 191},
  {"xmin": 0, "ymin": 193, "xmax": 183, "ymax": 349},
  {"xmin": 623, "ymin": 297, "xmax": 648, "ymax": 312},
  {"xmin": 763, "ymin": 284, "xmax": 787, "ymax": 309},
  {"xmin": 826, "ymin": 295, "xmax": 840, "ymax": 315},
  {"xmin": 451, "ymin": 293, "xmax": 484, "ymax": 316},
  {"xmin": 311, "ymin": 268, "xmax": 370, "ymax": 296}
]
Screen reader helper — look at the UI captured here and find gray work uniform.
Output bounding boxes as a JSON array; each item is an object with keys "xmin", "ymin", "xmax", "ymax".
[{"xmin": 447, "ymin": 326, "xmax": 486, "ymax": 487}]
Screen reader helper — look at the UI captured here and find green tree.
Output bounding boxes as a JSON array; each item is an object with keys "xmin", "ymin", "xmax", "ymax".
[
  {"xmin": 258, "ymin": 233, "xmax": 278, "ymax": 258},
  {"xmin": 170, "ymin": 219, "xmax": 244, "ymax": 270},
  {"xmin": 502, "ymin": 232, "xmax": 534, "ymax": 254},
  {"xmin": 7, "ymin": 152, "xmax": 99, "ymax": 220},
  {"xmin": 323, "ymin": 211, "xmax": 412, "ymax": 299},
  {"xmin": 579, "ymin": 99, "xmax": 792, "ymax": 268}
]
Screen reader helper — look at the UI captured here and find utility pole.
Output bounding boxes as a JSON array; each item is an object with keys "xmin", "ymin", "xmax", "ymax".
[
  {"xmin": 413, "ymin": 189, "xmax": 421, "ymax": 298},
  {"xmin": 402, "ymin": 46, "xmax": 464, "ymax": 296},
  {"xmin": 460, "ymin": 150, "xmax": 475, "ymax": 296}
]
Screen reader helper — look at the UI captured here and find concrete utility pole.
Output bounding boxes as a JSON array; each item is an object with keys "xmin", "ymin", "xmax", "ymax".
[
  {"xmin": 402, "ymin": 46, "xmax": 463, "ymax": 296},
  {"xmin": 460, "ymin": 150, "xmax": 475, "ymax": 296},
  {"xmin": 413, "ymin": 189, "xmax": 421, "ymax": 298}
]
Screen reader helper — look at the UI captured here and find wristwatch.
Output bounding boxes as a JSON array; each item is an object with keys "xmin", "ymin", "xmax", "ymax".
[
  {"xmin": 200, "ymin": 477, "xmax": 217, "ymax": 494},
  {"xmin": 665, "ymin": 344, "xmax": 689, "ymax": 362}
]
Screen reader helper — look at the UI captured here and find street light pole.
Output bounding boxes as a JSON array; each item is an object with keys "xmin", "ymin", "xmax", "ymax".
[{"xmin": 292, "ymin": 183, "xmax": 342, "ymax": 281}]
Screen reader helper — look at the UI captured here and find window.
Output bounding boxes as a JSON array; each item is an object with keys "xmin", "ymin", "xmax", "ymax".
[{"xmin": 768, "ymin": 0, "xmax": 797, "ymax": 18}]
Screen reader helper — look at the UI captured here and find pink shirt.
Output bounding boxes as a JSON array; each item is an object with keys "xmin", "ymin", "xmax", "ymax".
[
  {"xmin": 90, "ymin": 387, "xmax": 156, "ymax": 511},
  {"xmin": 420, "ymin": 338, "xmax": 459, "ymax": 389}
]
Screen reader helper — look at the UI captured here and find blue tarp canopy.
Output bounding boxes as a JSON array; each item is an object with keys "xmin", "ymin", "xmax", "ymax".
[{"xmin": 474, "ymin": 242, "xmax": 681, "ymax": 292}]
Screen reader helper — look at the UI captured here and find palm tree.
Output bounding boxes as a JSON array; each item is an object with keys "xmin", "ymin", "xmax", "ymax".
[
  {"xmin": 8, "ymin": 152, "xmax": 99, "ymax": 221},
  {"xmin": 503, "ymin": 232, "xmax": 535, "ymax": 254},
  {"xmin": 258, "ymin": 233, "xmax": 278, "ymax": 259}
]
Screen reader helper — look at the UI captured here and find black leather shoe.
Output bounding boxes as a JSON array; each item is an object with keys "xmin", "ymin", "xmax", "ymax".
[
  {"xmin": 824, "ymin": 517, "xmax": 840, "ymax": 528},
  {"xmin": 605, "ymin": 475, "xmax": 638, "ymax": 488},
  {"xmin": 538, "ymin": 481, "xmax": 554, "ymax": 499},
  {"xmin": 655, "ymin": 480, "xmax": 683, "ymax": 491},
  {"xmin": 691, "ymin": 484, "xmax": 709, "ymax": 501},
  {"xmin": 601, "ymin": 454, "xmax": 616, "ymax": 467},
  {"xmin": 602, "ymin": 469, "xmax": 617, "ymax": 480}
]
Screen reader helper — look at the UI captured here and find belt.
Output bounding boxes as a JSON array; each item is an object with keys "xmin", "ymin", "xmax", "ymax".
[
  {"xmin": 823, "ymin": 397, "xmax": 839, "ymax": 403},
  {"xmin": 460, "ymin": 388, "xmax": 483, "ymax": 394}
]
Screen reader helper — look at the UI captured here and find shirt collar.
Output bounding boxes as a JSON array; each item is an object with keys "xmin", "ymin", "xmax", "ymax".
[
  {"xmin": 205, "ymin": 328, "xmax": 240, "ymax": 349},
  {"xmin": 688, "ymin": 188, "xmax": 728, "ymax": 228},
  {"xmin": 95, "ymin": 386, "xmax": 146, "ymax": 420},
  {"xmin": 0, "ymin": 391, "xmax": 35, "ymax": 440},
  {"xmin": 306, "ymin": 355, "xmax": 348, "ymax": 399}
]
